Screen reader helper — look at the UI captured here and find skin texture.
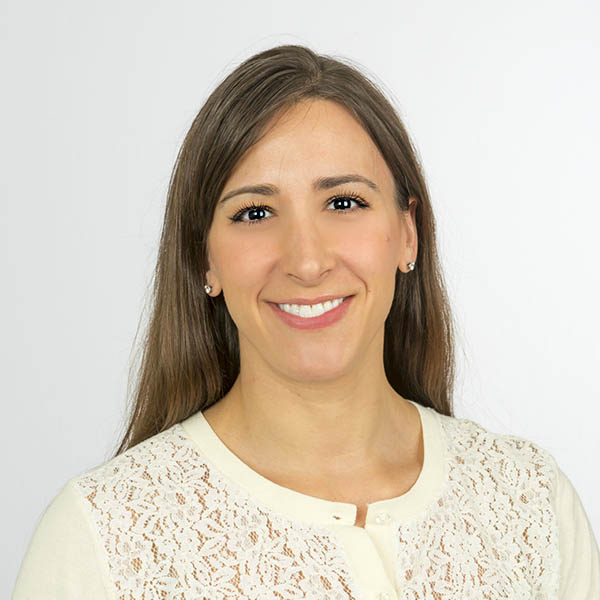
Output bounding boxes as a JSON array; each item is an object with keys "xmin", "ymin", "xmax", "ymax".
[{"xmin": 203, "ymin": 99, "xmax": 422, "ymax": 527}]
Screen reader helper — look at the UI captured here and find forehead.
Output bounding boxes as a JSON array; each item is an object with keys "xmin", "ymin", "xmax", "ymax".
[{"xmin": 225, "ymin": 99, "xmax": 394, "ymax": 194}]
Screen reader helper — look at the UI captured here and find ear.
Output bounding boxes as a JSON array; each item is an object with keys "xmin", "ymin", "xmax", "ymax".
[
  {"xmin": 204, "ymin": 249, "xmax": 222, "ymax": 296},
  {"xmin": 399, "ymin": 196, "xmax": 418, "ymax": 272}
]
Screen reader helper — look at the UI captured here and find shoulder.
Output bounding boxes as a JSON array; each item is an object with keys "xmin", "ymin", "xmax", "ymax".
[
  {"xmin": 431, "ymin": 409, "xmax": 559, "ymax": 494},
  {"xmin": 70, "ymin": 422, "xmax": 211, "ymax": 516},
  {"xmin": 427, "ymin": 409, "xmax": 562, "ymax": 586},
  {"xmin": 14, "ymin": 469, "xmax": 120, "ymax": 597}
]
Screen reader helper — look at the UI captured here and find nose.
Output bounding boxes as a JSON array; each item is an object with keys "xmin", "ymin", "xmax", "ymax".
[{"xmin": 279, "ymin": 214, "xmax": 336, "ymax": 284}]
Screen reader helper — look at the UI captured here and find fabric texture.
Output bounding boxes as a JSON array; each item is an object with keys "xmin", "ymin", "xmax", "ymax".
[{"xmin": 12, "ymin": 401, "xmax": 600, "ymax": 599}]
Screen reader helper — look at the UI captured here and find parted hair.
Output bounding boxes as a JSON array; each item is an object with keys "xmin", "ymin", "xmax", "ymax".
[{"xmin": 113, "ymin": 44, "xmax": 457, "ymax": 457}]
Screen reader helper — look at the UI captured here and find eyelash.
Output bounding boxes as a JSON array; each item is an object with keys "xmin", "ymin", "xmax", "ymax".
[{"xmin": 228, "ymin": 192, "xmax": 371, "ymax": 226}]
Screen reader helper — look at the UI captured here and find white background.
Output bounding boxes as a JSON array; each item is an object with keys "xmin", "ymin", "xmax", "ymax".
[{"xmin": 2, "ymin": 0, "xmax": 599, "ymax": 593}]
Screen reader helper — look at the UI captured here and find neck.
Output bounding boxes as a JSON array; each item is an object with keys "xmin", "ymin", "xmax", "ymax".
[{"xmin": 203, "ymin": 365, "xmax": 417, "ymax": 483}]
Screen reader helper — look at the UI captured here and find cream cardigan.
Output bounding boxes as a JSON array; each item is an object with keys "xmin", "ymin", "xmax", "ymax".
[{"xmin": 13, "ymin": 400, "xmax": 600, "ymax": 599}]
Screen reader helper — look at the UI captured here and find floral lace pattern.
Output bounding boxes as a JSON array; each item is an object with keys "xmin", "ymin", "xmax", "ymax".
[
  {"xmin": 75, "ymin": 409, "xmax": 560, "ymax": 599},
  {"xmin": 76, "ymin": 427, "xmax": 361, "ymax": 600},
  {"xmin": 394, "ymin": 412, "xmax": 560, "ymax": 599}
]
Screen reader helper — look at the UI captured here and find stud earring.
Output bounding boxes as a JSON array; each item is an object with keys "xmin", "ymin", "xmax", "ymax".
[
  {"xmin": 204, "ymin": 284, "xmax": 212, "ymax": 294},
  {"xmin": 407, "ymin": 261, "xmax": 415, "ymax": 271}
]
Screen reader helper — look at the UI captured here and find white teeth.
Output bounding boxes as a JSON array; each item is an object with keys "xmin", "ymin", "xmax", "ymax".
[{"xmin": 277, "ymin": 297, "xmax": 345, "ymax": 318}]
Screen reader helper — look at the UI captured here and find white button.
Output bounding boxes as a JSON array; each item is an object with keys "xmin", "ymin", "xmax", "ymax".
[
  {"xmin": 377, "ymin": 592, "xmax": 391, "ymax": 600},
  {"xmin": 375, "ymin": 511, "xmax": 391, "ymax": 524}
]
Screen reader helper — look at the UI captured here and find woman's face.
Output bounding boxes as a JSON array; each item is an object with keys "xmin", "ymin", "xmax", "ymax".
[{"xmin": 207, "ymin": 99, "xmax": 417, "ymax": 383}]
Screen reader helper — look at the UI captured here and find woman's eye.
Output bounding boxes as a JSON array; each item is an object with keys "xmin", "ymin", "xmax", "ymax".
[
  {"xmin": 331, "ymin": 195, "xmax": 372, "ymax": 212},
  {"xmin": 230, "ymin": 204, "xmax": 274, "ymax": 225},
  {"xmin": 229, "ymin": 195, "xmax": 369, "ymax": 226}
]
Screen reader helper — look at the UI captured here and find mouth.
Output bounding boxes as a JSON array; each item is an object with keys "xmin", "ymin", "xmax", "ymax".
[
  {"xmin": 267, "ymin": 295, "xmax": 355, "ymax": 330},
  {"xmin": 267, "ymin": 294, "xmax": 356, "ymax": 314},
  {"xmin": 267, "ymin": 294, "xmax": 355, "ymax": 307}
]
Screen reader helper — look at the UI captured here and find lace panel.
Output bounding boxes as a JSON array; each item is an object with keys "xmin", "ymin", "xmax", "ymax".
[
  {"xmin": 75, "ymin": 425, "xmax": 362, "ymax": 600},
  {"xmin": 394, "ymin": 413, "xmax": 560, "ymax": 599}
]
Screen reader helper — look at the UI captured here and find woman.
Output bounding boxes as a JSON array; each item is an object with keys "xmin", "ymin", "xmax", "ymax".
[{"xmin": 13, "ymin": 44, "xmax": 599, "ymax": 599}]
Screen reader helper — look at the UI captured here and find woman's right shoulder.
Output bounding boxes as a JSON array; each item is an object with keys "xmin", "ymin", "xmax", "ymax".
[
  {"xmin": 71, "ymin": 421, "xmax": 206, "ymax": 506},
  {"xmin": 13, "ymin": 423, "xmax": 205, "ymax": 599}
]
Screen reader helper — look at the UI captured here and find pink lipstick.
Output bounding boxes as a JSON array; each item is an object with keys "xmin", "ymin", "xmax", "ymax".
[{"xmin": 267, "ymin": 296, "xmax": 354, "ymax": 330}]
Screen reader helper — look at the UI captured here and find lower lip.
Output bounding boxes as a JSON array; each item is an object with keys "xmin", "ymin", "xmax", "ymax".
[{"xmin": 268, "ymin": 296, "xmax": 354, "ymax": 330}]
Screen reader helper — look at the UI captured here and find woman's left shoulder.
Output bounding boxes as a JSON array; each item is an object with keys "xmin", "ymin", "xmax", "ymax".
[
  {"xmin": 433, "ymin": 409, "xmax": 560, "ymax": 487},
  {"xmin": 426, "ymin": 407, "xmax": 600, "ymax": 596}
]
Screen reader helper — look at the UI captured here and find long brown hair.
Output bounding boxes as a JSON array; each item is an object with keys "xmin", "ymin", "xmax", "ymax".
[{"xmin": 112, "ymin": 44, "xmax": 457, "ymax": 457}]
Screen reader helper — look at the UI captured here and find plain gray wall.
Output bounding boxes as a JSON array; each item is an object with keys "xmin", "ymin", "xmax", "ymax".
[{"xmin": 2, "ymin": 0, "xmax": 599, "ymax": 594}]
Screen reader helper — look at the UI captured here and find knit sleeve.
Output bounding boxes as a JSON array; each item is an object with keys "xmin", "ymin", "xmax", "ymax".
[
  {"xmin": 553, "ymin": 462, "xmax": 600, "ymax": 598},
  {"xmin": 12, "ymin": 479, "xmax": 114, "ymax": 600}
]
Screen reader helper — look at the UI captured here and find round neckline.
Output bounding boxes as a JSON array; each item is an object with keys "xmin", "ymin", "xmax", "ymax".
[{"xmin": 178, "ymin": 399, "xmax": 446, "ymax": 528}]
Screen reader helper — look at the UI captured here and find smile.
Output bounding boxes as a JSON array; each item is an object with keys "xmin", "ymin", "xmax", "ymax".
[
  {"xmin": 268, "ymin": 296, "xmax": 354, "ymax": 330},
  {"xmin": 277, "ymin": 297, "xmax": 345, "ymax": 318}
]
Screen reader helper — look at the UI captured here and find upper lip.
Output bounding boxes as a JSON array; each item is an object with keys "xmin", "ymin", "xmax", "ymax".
[{"xmin": 269, "ymin": 294, "xmax": 354, "ymax": 305}]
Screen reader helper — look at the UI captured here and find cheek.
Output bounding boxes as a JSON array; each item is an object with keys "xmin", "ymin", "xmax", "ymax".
[
  {"xmin": 217, "ymin": 239, "xmax": 271, "ymax": 286},
  {"xmin": 342, "ymin": 223, "xmax": 398, "ymax": 274},
  {"xmin": 214, "ymin": 238, "xmax": 272, "ymax": 330},
  {"xmin": 212, "ymin": 232, "xmax": 276, "ymax": 315}
]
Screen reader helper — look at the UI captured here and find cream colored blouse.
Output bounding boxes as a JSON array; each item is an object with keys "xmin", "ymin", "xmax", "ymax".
[{"xmin": 13, "ymin": 400, "xmax": 600, "ymax": 599}]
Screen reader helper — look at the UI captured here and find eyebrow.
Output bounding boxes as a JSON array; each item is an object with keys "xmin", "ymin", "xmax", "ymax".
[{"xmin": 218, "ymin": 174, "xmax": 380, "ymax": 205}]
